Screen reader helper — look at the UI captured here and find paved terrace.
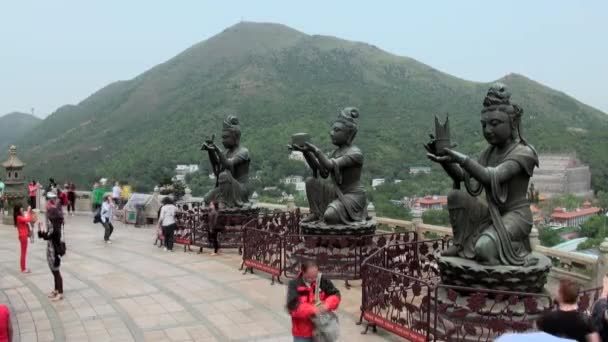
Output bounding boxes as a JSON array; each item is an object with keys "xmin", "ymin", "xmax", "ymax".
[{"xmin": 0, "ymin": 216, "xmax": 397, "ymax": 342}]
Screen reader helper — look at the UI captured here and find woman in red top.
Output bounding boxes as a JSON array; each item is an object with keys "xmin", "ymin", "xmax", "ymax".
[
  {"xmin": 28, "ymin": 181, "xmax": 38, "ymax": 210},
  {"xmin": 13, "ymin": 204, "xmax": 32, "ymax": 273},
  {"xmin": 286, "ymin": 261, "xmax": 341, "ymax": 341},
  {"xmin": 0, "ymin": 304, "xmax": 13, "ymax": 342}
]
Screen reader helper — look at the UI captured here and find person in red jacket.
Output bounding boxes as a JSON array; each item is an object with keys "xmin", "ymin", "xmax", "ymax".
[
  {"xmin": 286, "ymin": 261, "xmax": 341, "ymax": 341},
  {"xmin": 13, "ymin": 204, "xmax": 32, "ymax": 273},
  {"xmin": 0, "ymin": 304, "xmax": 13, "ymax": 342}
]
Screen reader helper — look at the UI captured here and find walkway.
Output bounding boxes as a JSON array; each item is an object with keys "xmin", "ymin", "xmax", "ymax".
[{"xmin": 0, "ymin": 216, "xmax": 396, "ymax": 341}]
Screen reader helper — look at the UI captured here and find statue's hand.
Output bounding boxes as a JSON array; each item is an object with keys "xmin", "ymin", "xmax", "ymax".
[
  {"xmin": 444, "ymin": 148, "xmax": 468, "ymax": 164},
  {"xmin": 288, "ymin": 144, "xmax": 304, "ymax": 152},
  {"xmin": 303, "ymin": 142, "xmax": 319, "ymax": 153},
  {"xmin": 423, "ymin": 134, "xmax": 437, "ymax": 154},
  {"xmin": 426, "ymin": 153, "xmax": 453, "ymax": 164},
  {"xmin": 205, "ymin": 143, "xmax": 218, "ymax": 151}
]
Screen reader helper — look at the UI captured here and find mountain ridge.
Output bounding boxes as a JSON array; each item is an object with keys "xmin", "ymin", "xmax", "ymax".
[{"xmin": 5, "ymin": 21, "xmax": 607, "ymax": 194}]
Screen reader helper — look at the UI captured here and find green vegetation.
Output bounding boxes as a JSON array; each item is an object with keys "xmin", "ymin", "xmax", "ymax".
[
  {"xmin": 2, "ymin": 22, "xmax": 607, "ymax": 196},
  {"xmin": 577, "ymin": 215, "xmax": 608, "ymax": 250},
  {"xmin": 539, "ymin": 227, "xmax": 564, "ymax": 247},
  {"xmin": 422, "ymin": 209, "xmax": 450, "ymax": 226}
]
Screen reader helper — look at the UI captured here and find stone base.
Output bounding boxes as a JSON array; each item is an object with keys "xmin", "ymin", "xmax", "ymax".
[
  {"xmin": 437, "ymin": 252, "xmax": 551, "ymax": 293},
  {"xmin": 300, "ymin": 218, "xmax": 376, "ymax": 236}
]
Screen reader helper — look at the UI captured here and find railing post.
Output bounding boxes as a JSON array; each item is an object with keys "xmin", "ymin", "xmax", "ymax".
[
  {"xmin": 529, "ymin": 227, "xmax": 540, "ymax": 251},
  {"xmin": 413, "ymin": 217, "xmax": 422, "ymax": 241},
  {"xmin": 593, "ymin": 237, "xmax": 608, "ymax": 288}
]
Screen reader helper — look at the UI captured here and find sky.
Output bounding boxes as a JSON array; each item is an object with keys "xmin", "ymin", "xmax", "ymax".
[{"xmin": 1, "ymin": 1, "xmax": 607, "ymax": 118}]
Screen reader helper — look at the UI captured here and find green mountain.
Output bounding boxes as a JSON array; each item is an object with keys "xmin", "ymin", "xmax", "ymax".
[
  {"xmin": 8, "ymin": 22, "xmax": 608, "ymax": 193},
  {"xmin": 0, "ymin": 112, "xmax": 41, "ymax": 152}
]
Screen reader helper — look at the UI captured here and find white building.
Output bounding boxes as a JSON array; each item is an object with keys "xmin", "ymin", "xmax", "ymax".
[
  {"xmin": 409, "ymin": 166, "xmax": 431, "ymax": 175},
  {"xmin": 282, "ymin": 175, "xmax": 304, "ymax": 184},
  {"xmin": 288, "ymin": 151, "xmax": 306, "ymax": 162},
  {"xmin": 176, "ymin": 164, "xmax": 199, "ymax": 174},
  {"xmin": 372, "ymin": 178, "xmax": 386, "ymax": 189}
]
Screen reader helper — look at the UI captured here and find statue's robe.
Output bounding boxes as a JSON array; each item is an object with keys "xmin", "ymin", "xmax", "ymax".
[
  {"xmin": 449, "ymin": 143, "xmax": 538, "ymax": 266},
  {"xmin": 204, "ymin": 146, "xmax": 250, "ymax": 207},
  {"xmin": 307, "ymin": 145, "xmax": 367, "ymax": 224}
]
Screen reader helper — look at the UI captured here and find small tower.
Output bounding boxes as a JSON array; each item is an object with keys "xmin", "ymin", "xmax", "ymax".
[{"xmin": 2, "ymin": 145, "xmax": 26, "ymax": 224}]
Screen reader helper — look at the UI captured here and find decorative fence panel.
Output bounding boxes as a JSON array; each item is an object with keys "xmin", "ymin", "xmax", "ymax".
[
  {"xmin": 431, "ymin": 285, "xmax": 553, "ymax": 341},
  {"xmin": 242, "ymin": 227, "xmax": 284, "ymax": 284}
]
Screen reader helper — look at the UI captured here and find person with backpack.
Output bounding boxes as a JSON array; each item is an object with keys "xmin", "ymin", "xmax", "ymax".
[
  {"xmin": 38, "ymin": 192, "xmax": 64, "ymax": 301},
  {"xmin": 286, "ymin": 261, "xmax": 341, "ymax": 342},
  {"xmin": 13, "ymin": 204, "xmax": 32, "ymax": 273}
]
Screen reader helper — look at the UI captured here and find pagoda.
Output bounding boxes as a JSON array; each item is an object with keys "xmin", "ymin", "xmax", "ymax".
[{"xmin": 2, "ymin": 145, "xmax": 26, "ymax": 224}]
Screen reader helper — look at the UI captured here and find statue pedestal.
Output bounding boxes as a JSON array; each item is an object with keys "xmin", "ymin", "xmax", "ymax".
[
  {"xmin": 300, "ymin": 218, "xmax": 377, "ymax": 236},
  {"xmin": 432, "ymin": 253, "xmax": 552, "ymax": 340},
  {"xmin": 437, "ymin": 252, "xmax": 552, "ymax": 293}
]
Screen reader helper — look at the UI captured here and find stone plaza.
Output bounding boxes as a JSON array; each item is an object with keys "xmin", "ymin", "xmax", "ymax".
[{"xmin": 0, "ymin": 215, "xmax": 396, "ymax": 342}]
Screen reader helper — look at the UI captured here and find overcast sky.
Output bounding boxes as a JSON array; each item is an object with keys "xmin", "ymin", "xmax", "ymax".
[{"xmin": 1, "ymin": 0, "xmax": 606, "ymax": 117}]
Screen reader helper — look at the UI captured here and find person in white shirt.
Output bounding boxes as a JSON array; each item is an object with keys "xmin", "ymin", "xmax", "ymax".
[
  {"xmin": 101, "ymin": 195, "xmax": 114, "ymax": 244},
  {"xmin": 112, "ymin": 182, "xmax": 122, "ymax": 207},
  {"xmin": 158, "ymin": 197, "xmax": 177, "ymax": 252}
]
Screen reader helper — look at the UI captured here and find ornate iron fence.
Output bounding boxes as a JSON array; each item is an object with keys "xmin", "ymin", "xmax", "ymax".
[
  {"xmin": 431, "ymin": 285, "xmax": 553, "ymax": 341},
  {"xmin": 359, "ymin": 239, "xmax": 446, "ymax": 341}
]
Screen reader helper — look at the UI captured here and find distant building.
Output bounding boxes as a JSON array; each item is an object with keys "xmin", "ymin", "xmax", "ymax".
[
  {"xmin": 415, "ymin": 195, "xmax": 448, "ymax": 211},
  {"xmin": 550, "ymin": 201, "xmax": 601, "ymax": 227},
  {"xmin": 394, "ymin": 179, "xmax": 403, "ymax": 184},
  {"xmin": 531, "ymin": 204, "xmax": 544, "ymax": 226},
  {"xmin": 288, "ymin": 151, "xmax": 306, "ymax": 162},
  {"xmin": 409, "ymin": 166, "xmax": 431, "ymax": 175},
  {"xmin": 531, "ymin": 154, "xmax": 593, "ymax": 198},
  {"xmin": 176, "ymin": 164, "xmax": 199, "ymax": 174},
  {"xmin": 282, "ymin": 175, "xmax": 304, "ymax": 184},
  {"xmin": 372, "ymin": 178, "xmax": 386, "ymax": 189}
]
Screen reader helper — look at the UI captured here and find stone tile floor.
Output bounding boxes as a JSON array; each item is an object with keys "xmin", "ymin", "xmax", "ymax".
[{"xmin": 0, "ymin": 216, "xmax": 398, "ymax": 341}]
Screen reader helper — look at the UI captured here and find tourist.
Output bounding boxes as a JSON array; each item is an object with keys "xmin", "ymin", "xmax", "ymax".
[
  {"xmin": 13, "ymin": 204, "xmax": 32, "ymax": 273},
  {"xmin": 67, "ymin": 182, "xmax": 76, "ymax": 216},
  {"xmin": 28, "ymin": 180, "xmax": 38, "ymax": 209},
  {"xmin": 0, "ymin": 304, "xmax": 13, "ymax": 342},
  {"xmin": 286, "ymin": 261, "xmax": 341, "ymax": 342},
  {"xmin": 207, "ymin": 201, "xmax": 221, "ymax": 256},
  {"xmin": 59, "ymin": 185, "xmax": 69, "ymax": 213},
  {"xmin": 45, "ymin": 178, "xmax": 57, "ymax": 197},
  {"xmin": 38, "ymin": 192, "xmax": 64, "ymax": 301},
  {"xmin": 100, "ymin": 195, "xmax": 114, "ymax": 244},
  {"xmin": 591, "ymin": 274, "xmax": 608, "ymax": 341},
  {"xmin": 158, "ymin": 196, "xmax": 177, "ymax": 252},
  {"xmin": 92, "ymin": 182, "xmax": 104, "ymax": 212},
  {"xmin": 537, "ymin": 279, "xmax": 599, "ymax": 342},
  {"xmin": 112, "ymin": 181, "xmax": 122, "ymax": 207},
  {"xmin": 0, "ymin": 177, "xmax": 5, "ymax": 217}
]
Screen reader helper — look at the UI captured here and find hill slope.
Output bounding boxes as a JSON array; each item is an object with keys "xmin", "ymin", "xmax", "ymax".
[
  {"xmin": 0, "ymin": 112, "xmax": 41, "ymax": 152},
  {"xmin": 10, "ymin": 22, "xmax": 608, "ymax": 192}
]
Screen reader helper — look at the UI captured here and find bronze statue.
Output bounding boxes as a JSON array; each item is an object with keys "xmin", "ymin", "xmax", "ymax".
[
  {"xmin": 425, "ymin": 83, "xmax": 538, "ymax": 266},
  {"xmin": 202, "ymin": 115, "xmax": 250, "ymax": 208},
  {"xmin": 289, "ymin": 107, "xmax": 368, "ymax": 226}
]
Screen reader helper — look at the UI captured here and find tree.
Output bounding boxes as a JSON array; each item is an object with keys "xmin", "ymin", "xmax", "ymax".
[
  {"xmin": 597, "ymin": 191, "xmax": 608, "ymax": 211},
  {"xmin": 539, "ymin": 227, "xmax": 563, "ymax": 247},
  {"xmin": 422, "ymin": 209, "xmax": 450, "ymax": 226}
]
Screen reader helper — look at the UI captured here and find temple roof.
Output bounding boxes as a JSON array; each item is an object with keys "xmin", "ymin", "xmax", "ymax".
[{"xmin": 2, "ymin": 145, "xmax": 25, "ymax": 168}]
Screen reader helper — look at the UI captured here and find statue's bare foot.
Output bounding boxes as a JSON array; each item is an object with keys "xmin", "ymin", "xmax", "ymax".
[
  {"xmin": 441, "ymin": 245, "xmax": 461, "ymax": 257},
  {"xmin": 301, "ymin": 214, "xmax": 319, "ymax": 223}
]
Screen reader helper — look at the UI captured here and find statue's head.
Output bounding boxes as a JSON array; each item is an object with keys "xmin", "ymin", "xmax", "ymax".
[
  {"xmin": 221, "ymin": 115, "xmax": 241, "ymax": 148},
  {"xmin": 331, "ymin": 107, "xmax": 359, "ymax": 146},
  {"xmin": 480, "ymin": 83, "xmax": 523, "ymax": 147}
]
